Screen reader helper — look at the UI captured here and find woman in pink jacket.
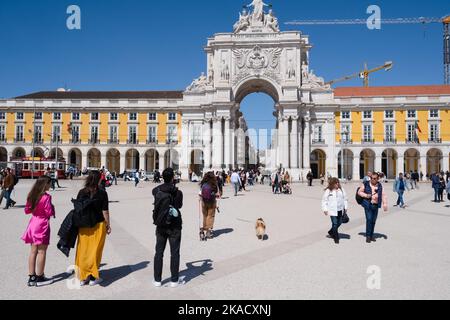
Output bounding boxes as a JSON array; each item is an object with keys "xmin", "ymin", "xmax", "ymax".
[{"xmin": 21, "ymin": 176, "xmax": 55, "ymax": 287}]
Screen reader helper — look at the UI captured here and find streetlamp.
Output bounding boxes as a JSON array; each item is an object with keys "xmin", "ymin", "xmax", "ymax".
[{"xmin": 340, "ymin": 127, "xmax": 349, "ymax": 181}]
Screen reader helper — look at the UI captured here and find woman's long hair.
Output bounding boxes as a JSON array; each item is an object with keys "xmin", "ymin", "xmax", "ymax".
[
  {"xmin": 27, "ymin": 176, "xmax": 52, "ymax": 211},
  {"xmin": 200, "ymin": 172, "xmax": 218, "ymax": 193},
  {"xmin": 326, "ymin": 177, "xmax": 340, "ymax": 192},
  {"xmin": 83, "ymin": 170, "xmax": 102, "ymax": 194}
]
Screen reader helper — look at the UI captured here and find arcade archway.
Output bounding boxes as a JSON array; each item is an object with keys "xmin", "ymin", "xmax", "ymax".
[
  {"xmin": 145, "ymin": 149, "xmax": 159, "ymax": 172},
  {"xmin": 68, "ymin": 148, "xmax": 82, "ymax": 169},
  {"xmin": 126, "ymin": 149, "xmax": 140, "ymax": 171},
  {"xmin": 310, "ymin": 149, "xmax": 326, "ymax": 179},
  {"xmin": 106, "ymin": 149, "xmax": 120, "ymax": 173},
  {"xmin": 87, "ymin": 148, "xmax": 101, "ymax": 168}
]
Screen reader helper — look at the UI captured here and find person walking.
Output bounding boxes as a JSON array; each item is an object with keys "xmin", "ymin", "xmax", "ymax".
[
  {"xmin": 230, "ymin": 170, "xmax": 241, "ymax": 197},
  {"xmin": 438, "ymin": 174, "xmax": 446, "ymax": 202},
  {"xmin": 358, "ymin": 172, "xmax": 388, "ymax": 243},
  {"xmin": 0, "ymin": 169, "xmax": 5, "ymax": 206},
  {"xmin": 152, "ymin": 168, "xmax": 184, "ymax": 288},
  {"xmin": 307, "ymin": 171, "xmax": 313, "ymax": 187},
  {"xmin": 200, "ymin": 172, "xmax": 219, "ymax": 239},
  {"xmin": 393, "ymin": 173, "xmax": 407, "ymax": 209},
  {"xmin": 21, "ymin": 176, "xmax": 55, "ymax": 287},
  {"xmin": 134, "ymin": 171, "xmax": 140, "ymax": 187},
  {"xmin": 431, "ymin": 173, "xmax": 441, "ymax": 203},
  {"xmin": 75, "ymin": 171, "xmax": 112, "ymax": 286},
  {"xmin": 322, "ymin": 178, "xmax": 348, "ymax": 244},
  {"xmin": 3, "ymin": 168, "xmax": 17, "ymax": 210}
]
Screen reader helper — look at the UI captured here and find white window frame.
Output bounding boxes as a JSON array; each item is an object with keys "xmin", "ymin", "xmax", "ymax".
[
  {"xmin": 128, "ymin": 125, "xmax": 138, "ymax": 144},
  {"xmin": 0, "ymin": 112, "xmax": 5, "ymax": 120},
  {"xmin": 34, "ymin": 125, "xmax": 42, "ymax": 142},
  {"xmin": 91, "ymin": 112, "xmax": 99, "ymax": 121},
  {"xmin": 15, "ymin": 125, "xmax": 24, "ymax": 141},
  {"xmin": 16, "ymin": 112, "xmax": 24, "ymax": 120},
  {"xmin": 90, "ymin": 126, "xmax": 99, "ymax": 143},
  {"xmin": 110, "ymin": 113, "xmax": 118, "ymax": 121},
  {"xmin": 407, "ymin": 110, "xmax": 417, "ymax": 119},
  {"xmin": 52, "ymin": 125, "xmax": 61, "ymax": 142},
  {"xmin": 384, "ymin": 110, "xmax": 395, "ymax": 120},
  {"xmin": 148, "ymin": 125, "xmax": 157, "ymax": 143},
  {"xmin": 71, "ymin": 125, "xmax": 80, "ymax": 143},
  {"xmin": 407, "ymin": 124, "xmax": 416, "ymax": 142},
  {"xmin": 0, "ymin": 125, "xmax": 5, "ymax": 141},
  {"xmin": 167, "ymin": 125, "xmax": 178, "ymax": 142},
  {"xmin": 384, "ymin": 124, "xmax": 395, "ymax": 142},
  {"xmin": 363, "ymin": 124, "xmax": 372, "ymax": 142},
  {"xmin": 363, "ymin": 111, "xmax": 372, "ymax": 120},
  {"xmin": 429, "ymin": 110, "xmax": 439, "ymax": 119},
  {"xmin": 341, "ymin": 124, "xmax": 351, "ymax": 143},
  {"xmin": 72, "ymin": 112, "xmax": 80, "ymax": 121},
  {"xmin": 34, "ymin": 112, "xmax": 43, "ymax": 120},
  {"xmin": 129, "ymin": 113, "xmax": 138, "ymax": 121},
  {"xmin": 109, "ymin": 125, "xmax": 118, "ymax": 143},
  {"xmin": 148, "ymin": 112, "xmax": 157, "ymax": 121},
  {"xmin": 53, "ymin": 112, "xmax": 61, "ymax": 121},
  {"xmin": 341, "ymin": 111, "xmax": 351, "ymax": 120},
  {"xmin": 429, "ymin": 123, "xmax": 440, "ymax": 141},
  {"xmin": 168, "ymin": 113, "xmax": 177, "ymax": 121}
]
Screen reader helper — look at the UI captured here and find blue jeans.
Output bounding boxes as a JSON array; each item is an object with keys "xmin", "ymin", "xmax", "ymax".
[
  {"xmin": 233, "ymin": 182, "xmax": 239, "ymax": 196},
  {"xmin": 4, "ymin": 190, "xmax": 11, "ymax": 208},
  {"xmin": 397, "ymin": 191, "xmax": 405, "ymax": 207},
  {"xmin": 434, "ymin": 187, "xmax": 440, "ymax": 202},
  {"xmin": 329, "ymin": 211, "xmax": 343, "ymax": 240},
  {"xmin": 365, "ymin": 205, "xmax": 379, "ymax": 238}
]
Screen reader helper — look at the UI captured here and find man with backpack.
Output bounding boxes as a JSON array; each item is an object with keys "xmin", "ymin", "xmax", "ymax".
[
  {"xmin": 3, "ymin": 168, "xmax": 17, "ymax": 210},
  {"xmin": 357, "ymin": 172, "xmax": 388, "ymax": 243},
  {"xmin": 393, "ymin": 173, "xmax": 407, "ymax": 209},
  {"xmin": 152, "ymin": 168, "xmax": 184, "ymax": 288}
]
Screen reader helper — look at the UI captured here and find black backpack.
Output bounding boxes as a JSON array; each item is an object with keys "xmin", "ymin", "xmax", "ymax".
[
  {"xmin": 71, "ymin": 194, "xmax": 99, "ymax": 228},
  {"xmin": 356, "ymin": 182, "xmax": 369, "ymax": 205},
  {"xmin": 153, "ymin": 190, "xmax": 174, "ymax": 227}
]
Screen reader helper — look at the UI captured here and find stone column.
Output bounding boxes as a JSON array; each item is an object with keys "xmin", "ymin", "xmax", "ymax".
[
  {"xmin": 119, "ymin": 154, "xmax": 126, "ymax": 173},
  {"xmin": 280, "ymin": 117, "xmax": 289, "ymax": 168},
  {"xmin": 443, "ymin": 153, "xmax": 449, "ymax": 173},
  {"xmin": 212, "ymin": 118, "xmax": 223, "ymax": 170},
  {"xmin": 290, "ymin": 116, "xmax": 299, "ymax": 169},
  {"xmin": 203, "ymin": 120, "xmax": 212, "ymax": 171},
  {"xmin": 139, "ymin": 153, "xmax": 145, "ymax": 171},
  {"xmin": 397, "ymin": 155, "xmax": 404, "ymax": 177},
  {"xmin": 420, "ymin": 155, "xmax": 427, "ymax": 177},
  {"xmin": 375, "ymin": 153, "xmax": 382, "ymax": 174},
  {"xmin": 101, "ymin": 153, "xmax": 107, "ymax": 169},
  {"xmin": 180, "ymin": 120, "xmax": 189, "ymax": 175},
  {"xmin": 159, "ymin": 152, "xmax": 166, "ymax": 171},
  {"xmin": 223, "ymin": 117, "xmax": 232, "ymax": 169},
  {"xmin": 302, "ymin": 117, "xmax": 311, "ymax": 170},
  {"xmin": 353, "ymin": 154, "xmax": 361, "ymax": 181}
]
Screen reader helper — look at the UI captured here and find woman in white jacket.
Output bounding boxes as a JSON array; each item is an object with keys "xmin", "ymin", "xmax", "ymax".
[{"xmin": 321, "ymin": 178, "xmax": 348, "ymax": 244}]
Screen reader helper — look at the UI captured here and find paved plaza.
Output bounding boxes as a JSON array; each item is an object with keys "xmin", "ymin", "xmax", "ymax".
[{"xmin": 1, "ymin": 178, "xmax": 450, "ymax": 300}]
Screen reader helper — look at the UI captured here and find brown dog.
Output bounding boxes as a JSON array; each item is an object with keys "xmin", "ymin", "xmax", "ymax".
[{"xmin": 256, "ymin": 218, "xmax": 266, "ymax": 241}]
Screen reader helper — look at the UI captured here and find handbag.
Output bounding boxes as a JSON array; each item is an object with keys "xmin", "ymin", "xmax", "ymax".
[{"xmin": 342, "ymin": 210, "xmax": 350, "ymax": 224}]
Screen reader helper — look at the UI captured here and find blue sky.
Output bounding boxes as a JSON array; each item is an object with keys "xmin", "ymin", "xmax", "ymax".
[{"xmin": 0, "ymin": 0, "xmax": 448, "ymax": 148}]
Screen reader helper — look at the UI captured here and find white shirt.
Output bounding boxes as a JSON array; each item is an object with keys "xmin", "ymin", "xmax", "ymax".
[
  {"xmin": 321, "ymin": 188, "xmax": 348, "ymax": 217},
  {"xmin": 231, "ymin": 172, "xmax": 241, "ymax": 184}
]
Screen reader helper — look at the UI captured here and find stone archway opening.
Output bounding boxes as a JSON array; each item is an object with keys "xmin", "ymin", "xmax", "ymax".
[
  {"xmin": 0, "ymin": 147, "xmax": 7, "ymax": 167},
  {"xmin": 164, "ymin": 149, "xmax": 179, "ymax": 171},
  {"xmin": 338, "ymin": 149, "xmax": 353, "ymax": 180},
  {"xmin": 87, "ymin": 148, "xmax": 101, "ymax": 168},
  {"xmin": 310, "ymin": 149, "xmax": 326, "ymax": 179},
  {"xmin": 126, "ymin": 149, "xmax": 140, "ymax": 171},
  {"xmin": 427, "ymin": 149, "xmax": 443, "ymax": 175},
  {"xmin": 382, "ymin": 149, "xmax": 398, "ymax": 179},
  {"xmin": 12, "ymin": 147, "xmax": 26, "ymax": 160},
  {"xmin": 106, "ymin": 149, "xmax": 120, "ymax": 173},
  {"xmin": 190, "ymin": 149, "xmax": 204, "ymax": 176},
  {"xmin": 50, "ymin": 148, "xmax": 64, "ymax": 161},
  {"xmin": 68, "ymin": 148, "xmax": 82, "ymax": 170},
  {"xmin": 360, "ymin": 149, "xmax": 375, "ymax": 179},
  {"xmin": 145, "ymin": 149, "xmax": 159, "ymax": 172},
  {"xmin": 31, "ymin": 147, "xmax": 45, "ymax": 158},
  {"xmin": 404, "ymin": 149, "xmax": 420, "ymax": 174}
]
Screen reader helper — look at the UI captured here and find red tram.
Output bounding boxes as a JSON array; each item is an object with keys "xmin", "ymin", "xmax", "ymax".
[{"xmin": 9, "ymin": 157, "xmax": 67, "ymax": 179}]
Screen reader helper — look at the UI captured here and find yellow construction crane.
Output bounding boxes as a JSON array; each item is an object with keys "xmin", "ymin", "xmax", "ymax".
[
  {"xmin": 286, "ymin": 16, "xmax": 450, "ymax": 84},
  {"xmin": 325, "ymin": 61, "xmax": 393, "ymax": 87}
]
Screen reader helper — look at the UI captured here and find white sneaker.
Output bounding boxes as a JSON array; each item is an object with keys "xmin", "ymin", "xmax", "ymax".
[
  {"xmin": 153, "ymin": 281, "xmax": 162, "ymax": 288},
  {"xmin": 170, "ymin": 279, "xmax": 186, "ymax": 288},
  {"xmin": 89, "ymin": 277, "xmax": 103, "ymax": 286}
]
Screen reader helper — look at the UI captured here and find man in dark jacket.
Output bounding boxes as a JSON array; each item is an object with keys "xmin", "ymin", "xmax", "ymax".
[
  {"xmin": 152, "ymin": 168, "xmax": 184, "ymax": 288},
  {"xmin": 3, "ymin": 168, "xmax": 17, "ymax": 210},
  {"xmin": 431, "ymin": 173, "xmax": 441, "ymax": 203}
]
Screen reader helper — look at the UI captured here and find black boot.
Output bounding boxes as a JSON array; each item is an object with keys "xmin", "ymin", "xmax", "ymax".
[{"xmin": 366, "ymin": 237, "xmax": 371, "ymax": 243}]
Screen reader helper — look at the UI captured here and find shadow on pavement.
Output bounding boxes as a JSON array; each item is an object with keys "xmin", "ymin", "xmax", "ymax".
[
  {"xmin": 100, "ymin": 261, "xmax": 150, "ymax": 287},
  {"xmin": 177, "ymin": 259, "xmax": 214, "ymax": 284},
  {"xmin": 358, "ymin": 232, "xmax": 388, "ymax": 240},
  {"xmin": 213, "ymin": 228, "xmax": 234, "ymax": 238}
]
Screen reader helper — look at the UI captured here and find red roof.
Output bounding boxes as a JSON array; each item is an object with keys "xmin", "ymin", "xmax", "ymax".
[{"xmin": 334, "ymin": 85, "xmax": 450, "ymax": 97}]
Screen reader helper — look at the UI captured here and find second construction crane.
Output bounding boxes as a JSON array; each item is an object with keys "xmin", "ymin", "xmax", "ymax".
[
  {"xmin": 286, "ymin": 16, "xmax": 450, "ymax": 85},
  {"xmin": 326, "ymin": 61, "xmax": 393, "ymax": 87}
]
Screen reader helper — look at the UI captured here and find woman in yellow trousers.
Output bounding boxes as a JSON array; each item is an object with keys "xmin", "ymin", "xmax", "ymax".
[{"xmin": 75, "ymin": 170, "xmax": 111, "ymax": 286}]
